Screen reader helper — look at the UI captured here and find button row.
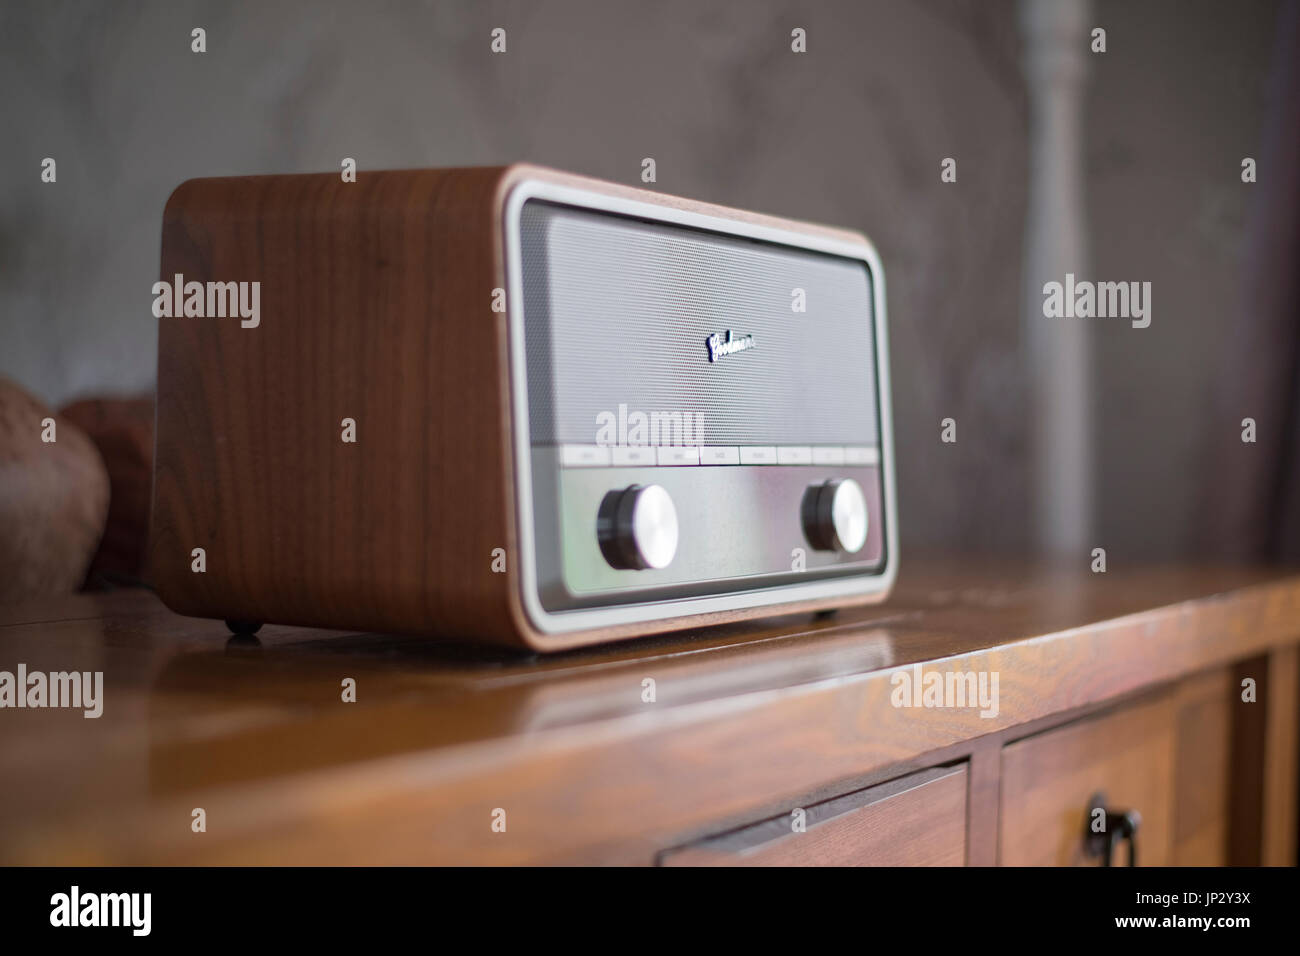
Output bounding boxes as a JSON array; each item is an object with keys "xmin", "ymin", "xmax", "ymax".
[{"xmin": 558, "ymin": 444, "xmax": 880, "ymax": 468}]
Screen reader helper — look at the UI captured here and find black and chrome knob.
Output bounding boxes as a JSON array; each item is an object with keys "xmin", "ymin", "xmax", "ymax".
[
  {"xmin": 597, "ymin": 484, "xmax": 679, "ymax": 570},
  {"xmin": 802, "ymin": 478, "xmax": 869, "ymax": 553}
]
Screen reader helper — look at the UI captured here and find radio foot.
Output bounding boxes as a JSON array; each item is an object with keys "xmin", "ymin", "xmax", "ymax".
[{"xmin": 225, "ymin": 619, "xmax": 263, "ymax": 636}]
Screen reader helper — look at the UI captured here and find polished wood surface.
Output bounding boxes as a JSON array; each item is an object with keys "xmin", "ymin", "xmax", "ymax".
[
  {"xmin": 1262, "ymin": 645, "xmax": 1299, "ymax": 865},
  {"xmin": 1, "ymin": 561, "xmax": 1298, "ymax": 864},
  {"xmin": 1170, "ymin": 667, "xmax": 1233, "ymax": 865},
  {"xmin": 661, "ymin": 765, "xmax": 967, "ymax": 866},
  {"xmin": 1000, "ymin": 695, "xmax": 1176, "ymax": 866},
  {"xmin": 151, "ymin": 163, "xmax": 887, "ymax": 651}
]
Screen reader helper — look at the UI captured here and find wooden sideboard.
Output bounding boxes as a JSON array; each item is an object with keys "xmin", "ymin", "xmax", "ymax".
[{"xmin": 0, "ymin": 562, "xmax": 1296, "ymax": 866}]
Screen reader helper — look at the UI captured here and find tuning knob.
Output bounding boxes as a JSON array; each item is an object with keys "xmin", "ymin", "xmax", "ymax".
[
  {"xmin": 597, "ymin": 484, "xmax": 679, "ymax": 570},
  {"xmin": 802, "ymin": 478, "xmax": 869, "ymax": 554}
]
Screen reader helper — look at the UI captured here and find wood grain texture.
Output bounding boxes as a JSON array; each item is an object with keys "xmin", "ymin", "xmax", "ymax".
[
  {"xmin": 0, "ymin": 563, "xmax": 1297, "ymax": 865},
  {"xmin": 1000, "ymin": 696, "xmax": 1176, "ymax": 866},
  {"xmin": 660, "ymin": 765, "xmax": 966, "ymax": 866},
  {"xmin": 153, "ymin": 167, "xmax": 524, "ymax": 643},
  {"xmin": 1262, "ymin": 645, "xmax": 1299, "ymax": 865},
  {"xmin": 1170, "ymin": 667, "xmax": 1232, "ymax": 865},
  {"xmin": 150, "ymin": 164, "xmax": 887, "ymax": 651},
  {"xmin": 1228, "ymin": 655, "xmax": 1268, "ymax": 864},
  {"xmin": 965, "ymin": 736, "xmax": 1001, "ymax": 865}
]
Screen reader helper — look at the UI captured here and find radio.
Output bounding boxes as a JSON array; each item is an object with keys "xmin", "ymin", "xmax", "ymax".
[{"xmin": 150, "ymin": 165, "xmax": 897, "ymax": 650}]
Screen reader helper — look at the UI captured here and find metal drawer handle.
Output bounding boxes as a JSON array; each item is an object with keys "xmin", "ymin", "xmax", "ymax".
[{"xmin": 1084, "ymin": 791, "xmax": 1141, "ymax": 866}]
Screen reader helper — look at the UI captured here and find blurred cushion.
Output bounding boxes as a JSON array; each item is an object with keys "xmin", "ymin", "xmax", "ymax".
[
  {"xmin": 59, "ymin": 395, "xmax": 154, "ymax": 587},
  {"xmin": 0, "ymin": 379, "xmax": 109, "ymax": 602}
]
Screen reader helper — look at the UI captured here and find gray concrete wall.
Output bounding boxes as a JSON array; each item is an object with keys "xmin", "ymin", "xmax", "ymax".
[{"xmin": 0, "ymin": 0, "xmax": 1282, "ymax": 559}]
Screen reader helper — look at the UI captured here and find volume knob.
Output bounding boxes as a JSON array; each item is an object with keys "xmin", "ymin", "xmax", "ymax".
[
  {"xmin": 802, "ymin": 478, "xmax": 869, "ymax": 554},
  {"xmin": 597, "ymin": 484, "xmax": 679, "ymax": 570}
]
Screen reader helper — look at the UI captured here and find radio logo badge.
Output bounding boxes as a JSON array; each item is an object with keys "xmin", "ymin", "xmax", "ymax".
[{"xmin": 705, "ymin": 330, "xmax": 756, "ymax": 363}]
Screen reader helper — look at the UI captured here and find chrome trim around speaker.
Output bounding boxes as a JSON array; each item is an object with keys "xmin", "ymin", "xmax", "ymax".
[{"xmin": 502, "ymin": 176, "xmax": 899, "ymax": 637}]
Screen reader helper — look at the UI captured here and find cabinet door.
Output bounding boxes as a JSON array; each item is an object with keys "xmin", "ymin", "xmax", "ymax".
[
  {"xmin": 662, "ymin": 765, "xmax": 967, "ymax": 866},
  {"xmin": 1000, "ymin": 697, "xmax": 1175, "ymax": 866},
  {"xmin": 1170, "ymin": 668, "xmax": 1233, "ymax": 864}
]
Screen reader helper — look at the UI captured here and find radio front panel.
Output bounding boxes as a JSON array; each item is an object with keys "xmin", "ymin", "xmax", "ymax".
[{"xmin": 506, "ymin": 184, "xmax": 895, "ymax": 634}]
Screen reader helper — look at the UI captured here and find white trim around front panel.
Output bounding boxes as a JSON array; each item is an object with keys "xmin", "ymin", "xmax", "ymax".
[{"xmin": 502, "ymin": 177, "xmax": 899, "ymax": 637}]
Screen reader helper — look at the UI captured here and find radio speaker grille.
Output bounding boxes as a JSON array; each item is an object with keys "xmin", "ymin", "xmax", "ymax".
[{"xmin": 520, "ymin": 201, "xmax": 880, "ymax": 447}]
